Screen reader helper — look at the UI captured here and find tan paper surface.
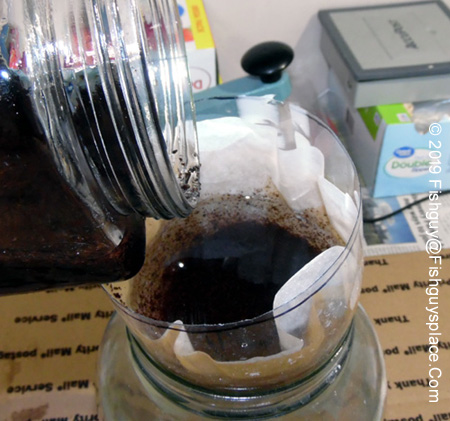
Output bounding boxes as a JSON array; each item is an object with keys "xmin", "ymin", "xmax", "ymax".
[
  {"xmin": 0, "ymin": 251, "xmax": 449, "ymax": 420},
  {"xmin": 361, "ymin": 251, "xmax": 450, "ymax": 421}
]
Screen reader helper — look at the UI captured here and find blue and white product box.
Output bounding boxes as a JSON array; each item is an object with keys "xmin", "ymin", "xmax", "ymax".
[{"xmin": 327, "ymin": 72, "xmax": 450, "ymax": 198}]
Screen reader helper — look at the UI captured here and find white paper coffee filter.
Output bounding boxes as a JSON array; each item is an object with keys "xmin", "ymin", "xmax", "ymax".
[
  {"xmin": 236, "ymin": 95, "xmax": 280, "ymax": 128},
  {"xmin": 273, "ymin": 132, "xmax": 325, "ymax": 212},
  {"xmin": 196, "ymin": 117, "xmax": 255, "ymax": 153},
  {"xmin": 197, "ymin": 116, "xmax": 276, "ymax": 196},
  {"xmin": 273, "ymin": 246, "xmax": 344, "ymax": 350},
  {"xmin": 320, "ymin": 244, "xmax": 363, "ymax": 316},
  {"xmin": 198, "ymin": 102, "xmax": 333, "ymax": 214},
  {"xmin": 119, "ymin": 103, "xmax": 361, "ymax": 388},
  {"xmin": 318, "ymin": 177, "xmax": 358, "ymax": 244},
  {"xmin": 289, "ymin": 103, "xmax": 312, "ymax": 139},
  {"xmin": 314, "ymin": 130, "xmax": 357, "ymax": 195}
]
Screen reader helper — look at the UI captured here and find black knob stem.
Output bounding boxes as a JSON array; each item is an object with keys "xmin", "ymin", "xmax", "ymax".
[{"xmin": 241, "ymin": 41, "xmax": 294, "ymax": 83}]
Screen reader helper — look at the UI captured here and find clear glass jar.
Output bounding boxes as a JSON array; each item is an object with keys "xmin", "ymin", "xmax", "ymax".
[
  {"xmin": 98, "ymin": 97, "xmax": 386, "ymax": 420},
  {"xmin": 0, "ymin": 0, "xmax": 199, "ymax": 294}
]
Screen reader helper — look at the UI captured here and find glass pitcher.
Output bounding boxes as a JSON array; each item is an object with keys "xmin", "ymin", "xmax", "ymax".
[{"xmin": 0, "ymin": 0, "xmax": 199, "ymax": 294}]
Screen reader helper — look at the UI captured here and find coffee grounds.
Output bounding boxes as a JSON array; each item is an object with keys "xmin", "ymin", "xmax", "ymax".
[{"xmin": 0, "ymin": 70, "xmax": 145, "ymax": 294}]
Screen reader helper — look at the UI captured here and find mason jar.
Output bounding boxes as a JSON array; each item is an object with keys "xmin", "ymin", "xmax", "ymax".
[{"xmin": 0, "ymin": 0, "xmax": 199, "ymax": 294}]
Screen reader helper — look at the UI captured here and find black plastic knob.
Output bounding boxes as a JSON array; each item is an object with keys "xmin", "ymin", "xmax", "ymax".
[{"xmin": 241, "ymin": 41, "xmax": 294, "ymax": 84}]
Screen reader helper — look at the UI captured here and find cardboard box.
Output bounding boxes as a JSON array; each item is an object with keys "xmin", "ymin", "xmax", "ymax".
[
  {"xmin": 327, "ymin": 70, "xmax": 450, "ymax": 198},
  {"xmin": 2, "ymin": 251, "xmax": 450, "ymax": 419},
  {"xmin": 178, "ymin": 0, "xmax": 217, "ymax": 93}
]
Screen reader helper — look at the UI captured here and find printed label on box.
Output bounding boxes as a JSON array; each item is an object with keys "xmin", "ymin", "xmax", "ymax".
[{"xmin": 178, "ymin": 0, "xmax": 217, "ymax": 93}]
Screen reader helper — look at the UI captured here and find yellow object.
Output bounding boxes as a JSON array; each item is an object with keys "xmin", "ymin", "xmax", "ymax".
[{"xmin": 186, "ymin": 0, "xmax": 215, "ymax": 50}]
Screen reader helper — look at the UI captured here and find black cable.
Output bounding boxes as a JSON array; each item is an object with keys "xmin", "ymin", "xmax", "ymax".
[{"xmin": 363, "ymin": 190, "xmax": 450, "ymax": 223}]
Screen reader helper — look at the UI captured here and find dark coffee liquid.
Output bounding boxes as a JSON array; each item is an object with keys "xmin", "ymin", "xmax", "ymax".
[
  {"xmin": 132, "ymin": 191, "xmax": 342, "ymax": 326},
  {"xmin": 0, "ymin": 69, "xmax": 145, "ymax": 295},
  {"xmin": 147, "ymin": 221, "xmax": 320, "ymax": 325}
]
